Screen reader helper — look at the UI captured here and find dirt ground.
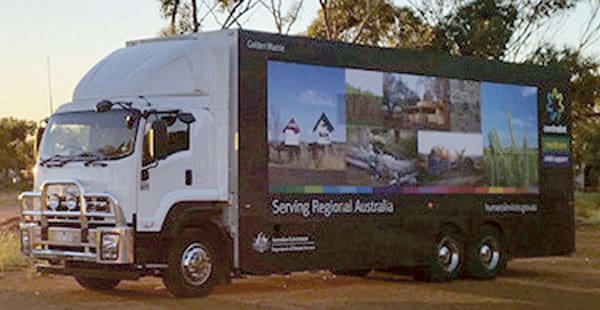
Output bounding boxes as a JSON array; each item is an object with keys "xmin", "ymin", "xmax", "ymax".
[{"xmin": 0, "ymin": 226, "xmax": 598, "ymax": 309}]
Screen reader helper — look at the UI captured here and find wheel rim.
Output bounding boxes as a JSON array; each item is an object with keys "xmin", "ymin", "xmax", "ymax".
[
  {"xmin": 437, "ymin": 237, "xmax": 460, "ymax": 273},
  {"xmin": 478, "ymin": 238, "xmax": 500, "ymax": 271},
  {"xmin": 180, "ymin": 243, "xmax": 213, "ymax": 286}
]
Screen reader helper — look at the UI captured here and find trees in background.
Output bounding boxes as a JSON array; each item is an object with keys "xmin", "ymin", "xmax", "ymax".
[
  {"xmin": 158, "ymin": 0, "xmax": 304, "ymax": 35},
  {"xmin": 159, "ymin": 0, "xmax": 258, "ymax": 35},
  {"xmin": 0, "ymin": 118, "xmax": 36, "ymax": 189},
  {"xmin": 306, "ymin": 0, "xmax": 435, "ymax": 47},
  {"xmin": 307, "ymin": 0, "xmax": 582, "ymax": 60}
]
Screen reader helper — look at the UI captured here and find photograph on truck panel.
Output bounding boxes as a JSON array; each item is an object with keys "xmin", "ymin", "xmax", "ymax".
[{"xmin": 268, "ymin": 61, "xmax": 539, "ymax": 194}]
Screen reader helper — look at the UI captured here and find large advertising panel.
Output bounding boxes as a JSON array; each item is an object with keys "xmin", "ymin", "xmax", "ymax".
[{"xmin": 268, "ymin": 60, "xmax": 539, "ymax": 194}]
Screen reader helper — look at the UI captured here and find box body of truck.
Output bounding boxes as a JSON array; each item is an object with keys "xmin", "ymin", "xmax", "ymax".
[
  {"xmin": 19, "ymin": 29, "xmax": 573, "ymax": 296},
  {"xmin": 237, "ymin": 31, "xmax": 573, "ymax": 274}
]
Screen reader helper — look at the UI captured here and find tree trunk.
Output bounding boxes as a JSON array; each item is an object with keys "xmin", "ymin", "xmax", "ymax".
[
  {"xmin": 170, "ymin": 0, "xmax": 180, "ymax": 34},
  {"xmin": 191, "ymin": 0, "xmax": 199, "ymax": 32}
]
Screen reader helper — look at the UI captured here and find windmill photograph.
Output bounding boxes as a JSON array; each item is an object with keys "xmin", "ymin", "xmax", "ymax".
[{"xmin": 267, "ymin": 61, "xmax": 347, "ymax": 189}]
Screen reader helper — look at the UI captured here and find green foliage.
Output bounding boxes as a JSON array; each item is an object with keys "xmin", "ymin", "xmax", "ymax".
[
  {"xmin": 575, "ymin": 192, "xmax": 600, "ymax": 224},
  {"xmin": 433, "ymin": 0, "xmax": 518, "ymax": 59},
  {"xmin": 408, "ymin": 0, "xmax": 578, "ymax": 60},
  {"xmin": 0, "ymin": 118, "xmax": 36, "ymax": 189},
  {"xmin": 307, "ymin": 1, "xmax": 434, "ymax": 48}
]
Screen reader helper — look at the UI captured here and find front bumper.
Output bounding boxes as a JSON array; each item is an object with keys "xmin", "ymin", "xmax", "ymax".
[
  {"xmin": 20, "ymin": 224, "xmax": 134, "ymax": 264},
  {"xmin": 19, "ymin": 180, "xmax": 134, "ymax": 265}
]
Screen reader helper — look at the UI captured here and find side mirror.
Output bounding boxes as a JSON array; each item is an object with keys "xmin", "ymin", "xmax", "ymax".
[
  {"xmin": 34, "ymin": 120, "xmax": 47, "ymax": 160},
  {"xmin": 178, "ymin": 113, "xmax": 196, "ymax": 124},
  {"xmin": 34, "ymin": 126, "xmax": 45, "ymax": 160},
  {"xmin": 126, "ymin": 110, "xmax": 141, "ymax": 129},
  {"xmin": 152, "ymin": 120, "xmax": 169, "ymax": 161},
  {"xmin": 95, "ymin": 100, "xmax": 113, "ymax": 113}
]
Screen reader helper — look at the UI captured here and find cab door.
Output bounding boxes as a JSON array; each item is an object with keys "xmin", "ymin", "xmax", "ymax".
[{"xmin": 136, "ymin": 112, "xmax": 196, "ymax": 232}]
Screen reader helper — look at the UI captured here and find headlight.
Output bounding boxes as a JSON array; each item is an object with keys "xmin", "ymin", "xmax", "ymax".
[
  {"xmin": 64, "ymin": 194, "xmax": 78, "ymax": 211},
  {"xmin": 47, "ymin": 194, "xmax": 60, "ymax": 211},
  {"xmin": 101, "ymin": 233, "xmax": 120, "ymax": 261}
]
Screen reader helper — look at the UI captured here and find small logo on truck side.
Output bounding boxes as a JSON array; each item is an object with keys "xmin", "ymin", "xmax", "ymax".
[
  {"xmin": 252, "ymin": 232, "xmax": 316, "ymax": 253},
  {"xmin": 252, "ymin": 232, "xmax": 271, "ymax": 253},
  {"xmin": 246, "ymin": 39, "xmax": 285, "ymax": 53},
  {"xmin": 546, "ymin": 88, "xmax": 565, "ymax": 124}
]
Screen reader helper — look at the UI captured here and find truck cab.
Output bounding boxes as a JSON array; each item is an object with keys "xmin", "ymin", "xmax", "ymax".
[{"xmin": 20, "ymin": 31, "xmax": 239, "ymax": 297}]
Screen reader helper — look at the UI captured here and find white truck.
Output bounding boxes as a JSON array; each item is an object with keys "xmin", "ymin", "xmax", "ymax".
[{"xmin": 20, "ymin": 29, "xmax": 573, "ymax": 297}]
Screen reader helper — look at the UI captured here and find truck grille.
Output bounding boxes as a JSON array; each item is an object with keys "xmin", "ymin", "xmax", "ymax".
[{"xmin": 19, "ymin": 180, "xmax": 127, "ymax": 262}]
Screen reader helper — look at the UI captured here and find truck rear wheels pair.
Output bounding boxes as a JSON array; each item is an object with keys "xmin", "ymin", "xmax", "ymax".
[
  {"xmin": 413, "ymin": 227, "xmax": 463, "ymax": 282},
  {"xmin": 162, "ymin": 229, "xmax": 219, "ymax": 297},
  {"xmin": 414, "ymin": 225, "xmax": 506, "ymax": 282}
]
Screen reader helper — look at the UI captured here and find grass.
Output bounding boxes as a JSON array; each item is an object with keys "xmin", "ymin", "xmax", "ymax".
[
  {"xmin": 484, "ymin": 114, "xmax": 538, "ymax": 187},
  {"xmin": 0, "ymin": 188, "xmax": 32, "ymax": 275},
  {"xmin": 575, "ymin": 191, "xmax": 600, "ymax": 224},
  {"xmin": 0, "ymin": 230, "xmax": 32, "ymax": 275}
]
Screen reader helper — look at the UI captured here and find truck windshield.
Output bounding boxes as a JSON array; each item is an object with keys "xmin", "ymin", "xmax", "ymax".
[{"xmin": 39, "ymin": 110, "xmax": 138, "ymax": 163}]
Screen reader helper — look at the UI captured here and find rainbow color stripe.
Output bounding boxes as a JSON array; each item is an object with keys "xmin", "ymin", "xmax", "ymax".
[{"xmin": 270, "ymin": 186, "xmax": 538, "ymax": 195}]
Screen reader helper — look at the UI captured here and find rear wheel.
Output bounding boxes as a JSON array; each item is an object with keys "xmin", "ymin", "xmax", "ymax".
[
  {"xmin": 413, "ymin": 227, "xmax": 463, "ymax": 282},
  {"xmin": 465, "ymin": 226, "xmax": 507, "ymax": 279},
  {"xmin": 74, "ymin": 276, "xmax": 120, "ymax": 291},
  {"xmin": 162, "ymin": 229, "xmax": 219, "ymax": 297}
]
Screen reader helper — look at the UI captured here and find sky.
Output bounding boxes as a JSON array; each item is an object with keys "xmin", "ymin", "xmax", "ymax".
[
  {"xmin": 0, "ymin": 1, "xmax": 321, "ymax": 122},
  {"xmin": 346, "ymin": 68, "xmax": 383, "ymax": 96},
  {"xmin": 480, "ymin": 82, "xmax": 539, "ymax": 148},
  {"xmin": 267, "ymin": 61, "xmax": 346, "ymax": 143},
  {"xmin": 0, "ymin": 1, "xmax": 597, "ymax": 122}
]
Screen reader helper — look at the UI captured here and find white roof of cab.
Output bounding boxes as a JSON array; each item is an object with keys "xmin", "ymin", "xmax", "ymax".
[{"xmin": 73, "ymin": 30, "xmax": 237, "ymax": 101}]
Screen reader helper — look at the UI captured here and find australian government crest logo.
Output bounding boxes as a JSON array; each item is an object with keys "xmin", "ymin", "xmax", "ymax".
[
  {"xmin": 252, "ymin": 232, "xmax": 271, "ymax": 253},
  {"xmin": 252, "ymin": 231, "xmax": 316, "ymax": 254}
]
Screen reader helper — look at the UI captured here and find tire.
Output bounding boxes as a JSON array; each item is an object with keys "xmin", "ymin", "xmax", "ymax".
[
  {"xmin": 413, "ymin": 227, "xmax": 463, "ymax": 282},
  {"xmin": 162, "ymin": 229, "xmax": 219, "ymax": 297},
  {"xmin": 74, "ymin": 276, "xmax": 120, "ymax": 291},
  {"xmin": 465, "ymin": 226, "xmax": 507, "ymax": 279},
  {"xmin": 331, "ymin": 269, "xmax": 371, "ymax": 277}
]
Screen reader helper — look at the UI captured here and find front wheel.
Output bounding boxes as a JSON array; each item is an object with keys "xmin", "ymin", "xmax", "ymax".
[
  {"xmin": 162, "ymin": 229, "xmax": 219, "ymax": 297},
  {"xmin": 74, "ymin": 276, "xmax": 120, "ymax": 291},
  {"xmin": 465, "ymin": 226, "xmax": 507, "ymax": 279},
  {"xmin": 414, "ymin": 227, "xmax": 463, "ymax": 282}
]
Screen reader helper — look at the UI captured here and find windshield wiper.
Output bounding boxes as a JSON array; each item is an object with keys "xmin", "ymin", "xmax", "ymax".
[
  {"xmin": 39, "ymin": 154, "xmax": 69, "ymax": 167},
  {"xmin": 40, "ymin": 152, "xmax": 108, "ymax": 167},
  {"xmin": 77, "ymin": 152, "xmax": 108, "ymax": 167}
]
